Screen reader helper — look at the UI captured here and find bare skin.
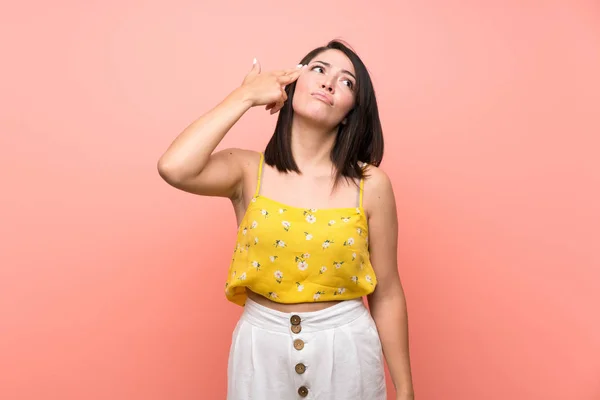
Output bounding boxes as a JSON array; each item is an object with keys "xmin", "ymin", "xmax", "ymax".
[
  {"xmin": 233, "ymin": 151, "xmax": 354, "ymax": 313},
  {"xmin": 158, "ymin": 50, "xmax": 414, "ymax": 397},
  {"xmin": 158, "ymin": 53, "xmax": 358, "ymax": 314}
]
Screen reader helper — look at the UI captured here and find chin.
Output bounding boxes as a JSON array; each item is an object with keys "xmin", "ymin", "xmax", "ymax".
[{"xmin": 293, "ymin": 102, "xmax": 339, "ymax": 128}]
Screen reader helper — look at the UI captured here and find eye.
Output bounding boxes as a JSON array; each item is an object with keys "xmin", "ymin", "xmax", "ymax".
[
  {"xmin": 342, "ymin": 79, "xmax": 354, "ymax": 90},
  {"xmin": 311, "ymin": 65, "xmax": 325, "ymax": 73}
]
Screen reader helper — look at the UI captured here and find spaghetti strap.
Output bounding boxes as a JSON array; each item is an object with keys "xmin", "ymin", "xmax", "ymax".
[
  {"xmin": 254, "ymin": 152, "xmax": 265, "ymax": 197},
  {"xmin": 358, "ymin": 161, "xmax": 367, "ymax": 208},
  {"xmin": 358, "ymin": 177, "xmax": 365, "ymax": 208}
]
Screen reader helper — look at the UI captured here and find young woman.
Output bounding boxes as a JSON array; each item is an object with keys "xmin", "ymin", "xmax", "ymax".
[{"xmin": 158, "ymin": 40, "xmax": 415, "ymax": 400}]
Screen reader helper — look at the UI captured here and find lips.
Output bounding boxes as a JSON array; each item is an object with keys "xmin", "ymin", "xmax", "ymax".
[{"xmin": 311, "ymin": 91, "xmax": 333, "ymax": 106}]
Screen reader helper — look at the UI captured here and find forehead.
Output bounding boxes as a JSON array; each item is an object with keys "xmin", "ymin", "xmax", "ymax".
[{"xmin": 309, "ymin": 49, "xmax": 355, "ymax": 76}]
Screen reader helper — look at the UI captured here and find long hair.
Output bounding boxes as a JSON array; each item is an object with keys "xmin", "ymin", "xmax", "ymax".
[{"xmin": 263, "ymin": 40, "xmax": 384, "ymax": 186}]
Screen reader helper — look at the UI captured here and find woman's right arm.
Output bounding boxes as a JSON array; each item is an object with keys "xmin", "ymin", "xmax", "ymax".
[
  {"xmin": 157, "ymin": 87, "xmax": 253, "ymax": 200},
  {"xmin": 157, "ymin": 61, "xmax": 304, "ymax": 200}
]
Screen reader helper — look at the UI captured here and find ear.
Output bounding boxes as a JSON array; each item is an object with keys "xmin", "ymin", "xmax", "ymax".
[{"xmin": 342, "ymin": 108, "xmax": 354, "ymax": 125}]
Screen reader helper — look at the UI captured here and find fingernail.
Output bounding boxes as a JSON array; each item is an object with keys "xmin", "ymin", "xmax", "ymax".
[
  {"xmin": 297, "ymin": 64, "xmax": 303, "ymax": 68},
  {"xmin": 253, "ymin": 58, "xmax": 257, "ymax": 64}
]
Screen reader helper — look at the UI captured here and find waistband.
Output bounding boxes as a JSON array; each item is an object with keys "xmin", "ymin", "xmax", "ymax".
[{"xmin": 241, "ymin": 297, "xmax": 368, "ymax": 333}]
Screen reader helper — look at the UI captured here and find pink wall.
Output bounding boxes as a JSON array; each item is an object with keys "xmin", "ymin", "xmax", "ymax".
[{"xmin": 1, "ymin": 1, "xmax": 599, "ymax": 399}]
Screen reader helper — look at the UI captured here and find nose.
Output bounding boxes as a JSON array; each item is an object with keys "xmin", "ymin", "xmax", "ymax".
[
  {"xmin": 321, "ymin": 77, "xmax": 335, "ymax": 93},
  {"xmin": 321, "ymin": 83, "xmax": 334, "ymax": 93}
]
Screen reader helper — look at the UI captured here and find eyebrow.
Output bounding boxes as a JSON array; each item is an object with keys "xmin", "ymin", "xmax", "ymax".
[{"xmin": 312, "ymin": 60, "xmax": 356, "ymax": 80}]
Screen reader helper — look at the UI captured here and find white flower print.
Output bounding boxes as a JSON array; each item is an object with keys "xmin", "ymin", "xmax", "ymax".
[
  {"xmin": 251, "ymin": 221, "xmax": 258, "ymax": 229},
  {"xmin": 251, "ymin": 261, "xmax": 261, "ymax": 270},
  {"xmin": 269, "ymin": 292, "xmax": 278, "ymax": 299},
  {"xmin": 261, "ymin": 209, "xmax": 269, "ymax": 218},
  {"xmin": 238, "ymin": 272, "xmax": 247, "ymax": 281},
  {"xmin": 274, "ymin": 270, "xmax": 283, "ymax": 283},
  {"xmin": 366, "ymin": 275, "xmax": 373, "ymax": 285},
  {"xmin": 269, "ymin": 255, "xmax": 278, "ymax": 262},
  {"xmin": 328, "ymin": 220, "xmax": 336, "ymax": 226},
  {"xmin": 341, "ymin": 217, "xmax": 350, "ymax": 223},
  {"xmin": 304, "ymin": 232, "xmax": 313, "ymax": 240},
  {"xmin": 242, "ymin": 227, "xmax": 247, "ymax": 236},
  {"xmin": 297, "ymin": 260, "xmax": 308, "ymax": 271},
  {"xmin": 309, "ymin": 208, "xmax": 318, "ymax": 213},
  {"xmin": 254, "ymin": 237, "xmax": 259, "ymax": 245},
  {"xmin": 303, "ymin": 253, "xmax": 310, "ymax": 259},
  {"xmin": 274, "ymin": 240, "xmax": 286, "ymax": 248},
  {"xmin": 319, "ymin": 266, "xmax": 327, "ymax": 274},
  {"xmin": 295, "ymin": 255, "xmax": 309, "ymax": 271},
  {"xmin": 351, "ymin": 276, "xmax": 359, "ymax": 284},
  {"xmin": 352, "ymin": 252, "xmax": 357, "ymax": 261},
  {"xmin": 313, "ymin": 291, "xmax": 325, "ymax": 301},
  {"xmin": 335, "ymin": 287, "xmax": 346, "ymax": 295},
  {"xmin": 356, "ymin": 207, "xmax": 361, "ymax": 214},
  {"xmin": 334, "ymin": 261, "xmax": 344, "ymax": 269},
  {"xmin": 296, "ymin": 282, "xmax": 304, "ymax": 292},
  {"xmin": 343, "ymin": 238, "xmax": 355, "ymax": 246},
  {"xmin": 322, "ymin": 239, "xmax": 334, "ymax": 249},
  {"xmin": 357, "ymin": 228, "xmax": 362, "ymax": 236},
  {"xmin": 305, "ymin": 214, "xmax": 316, "ymax": 224},
  {"xmin": 279, "ymin": 208, "xmax": 286, "ymax": 214},
  {"xmin": 282, "ymin": 221, "xmax": 291, "ymax": 231}
]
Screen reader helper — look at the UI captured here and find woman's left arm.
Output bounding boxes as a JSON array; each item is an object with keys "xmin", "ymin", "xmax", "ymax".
[{"xmin": 365, "ymin": 168, "xmax": 415, "ymax": 399}]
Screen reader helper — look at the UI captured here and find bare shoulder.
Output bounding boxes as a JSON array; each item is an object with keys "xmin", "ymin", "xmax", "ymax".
[
  {"xmin": 213, "ymin": 147, "xmax": 261, "ymax": 176},
  {"xmin": 230, "ymin": 148, "xmax": 261, "ymax": 170},
  {"xmin": 215, "ymin": 147, "xmax": 259, "ymax": 164},
  {"xmin": 363, "ymin": 164, "xmax": 395, "ymax": 202},
  {"xmin": 362, "ymin": 164, "xmax": 396, "ymax": 219},
  {"xmin": 218, "ymin": 148, "xmax": 262, "ymax": 204}
]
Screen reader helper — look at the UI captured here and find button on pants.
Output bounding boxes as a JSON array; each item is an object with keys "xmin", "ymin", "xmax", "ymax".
[{"xmin": 227, "ymin": 297, "xmax": 386, "ymax": 400}]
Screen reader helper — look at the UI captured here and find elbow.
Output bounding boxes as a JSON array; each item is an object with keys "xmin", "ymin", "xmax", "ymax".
[
  {"xmin": 157, "ymin": 156, "xmax": 203, "ymax": 188},
  {"xmin": 157, "ymin": 156, "xmax": 183, "ymax": 184}
]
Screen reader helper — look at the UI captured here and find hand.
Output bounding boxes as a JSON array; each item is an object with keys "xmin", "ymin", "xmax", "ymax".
[{"xmin": 240, "ymin": 58, "xmax": 306, "ymax": 114}]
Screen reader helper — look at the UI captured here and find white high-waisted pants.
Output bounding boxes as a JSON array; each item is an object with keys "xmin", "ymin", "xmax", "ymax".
[{"xmin": 227, "ymin": 297, "xmax": 387, "ymax": 399}]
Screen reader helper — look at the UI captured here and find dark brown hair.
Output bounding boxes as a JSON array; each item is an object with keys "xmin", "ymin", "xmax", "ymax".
[{"xmin": 264, "ymin": 39, "xmax": 384, "ymax": 185}]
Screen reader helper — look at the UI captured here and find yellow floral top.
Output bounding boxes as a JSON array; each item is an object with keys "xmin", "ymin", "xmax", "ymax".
[{"xmin": 225, "ymin": 153, "xmax": 378, "ymax": 306}]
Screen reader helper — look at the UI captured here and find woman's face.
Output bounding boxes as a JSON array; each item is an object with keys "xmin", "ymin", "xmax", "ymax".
[{"xmin": 292, "ymin": 49, "xmax": 357, "ymax": 128}]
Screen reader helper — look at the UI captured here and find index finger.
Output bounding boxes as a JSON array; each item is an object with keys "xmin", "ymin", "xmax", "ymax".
[
  {"xmin": 273, "ymin": 65, "xmax": 306, "ymax": 76},
  {"xmin": 277, "ymin": 67, "xmax": 305, "ymax": 84}
]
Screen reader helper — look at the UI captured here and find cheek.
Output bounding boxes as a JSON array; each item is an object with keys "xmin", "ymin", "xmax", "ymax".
[
  {"xmin": 294, "ymin": 77, "xmax": 310, "ymax": 98},
  {"xmin": 337, "ymin": 94, "xmax": 355, "ymax": 115},
  {"xmin": 291, "ymin": 79, "xmax": 311, "ymax": 109}
]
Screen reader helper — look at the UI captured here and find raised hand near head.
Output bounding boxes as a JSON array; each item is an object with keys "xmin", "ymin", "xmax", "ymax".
[{"xmin": 240, "ymin": 59, "xmax": 306, "ymax": 114}]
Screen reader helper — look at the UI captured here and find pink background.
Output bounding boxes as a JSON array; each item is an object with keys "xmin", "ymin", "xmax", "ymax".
[{"xmin": 1, "ymin": 1, "xmax": 599, "ymax": 399}]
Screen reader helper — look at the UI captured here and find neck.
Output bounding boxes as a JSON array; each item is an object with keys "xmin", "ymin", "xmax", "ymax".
[{"xmin": 290, "ymin": 116, "xmax": 338, "ymax": 173}]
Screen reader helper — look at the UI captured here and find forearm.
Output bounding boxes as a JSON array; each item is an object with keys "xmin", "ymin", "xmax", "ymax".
[
  {"xmin": 369, "ymin": 292, "xmax": 414, "ymax": 396},
  {"xmin": 158, "ymin": 87, "xmax": 253, "ymax": 179}
]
